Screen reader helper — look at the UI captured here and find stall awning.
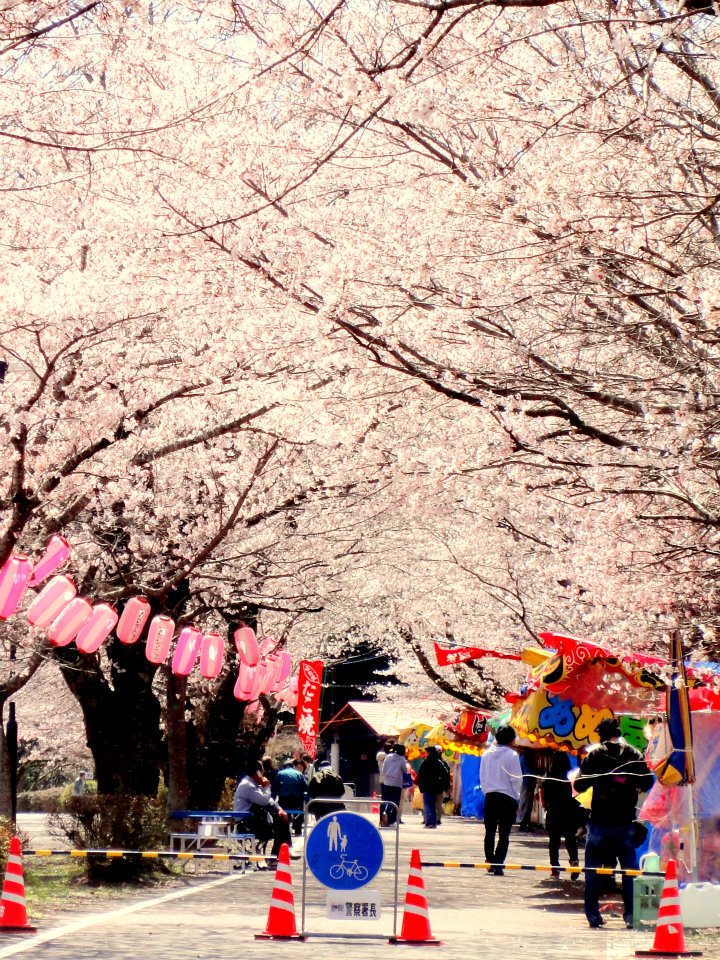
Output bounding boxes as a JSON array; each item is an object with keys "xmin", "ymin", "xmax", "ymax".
[{"xmin": 319, "ymin": 699, "xmax": 457, "ymax": 739}]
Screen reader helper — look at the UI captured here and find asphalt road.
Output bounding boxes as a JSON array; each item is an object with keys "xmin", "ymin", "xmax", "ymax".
[{"xmin": 4, "ymin": 814, "xmax": 717, "ymax": 960}]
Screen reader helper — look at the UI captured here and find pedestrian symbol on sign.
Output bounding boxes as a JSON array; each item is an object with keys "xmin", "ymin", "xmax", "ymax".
[{"xmin": 327, "ymin": 816, "xmax": 342, "ymax": 851}]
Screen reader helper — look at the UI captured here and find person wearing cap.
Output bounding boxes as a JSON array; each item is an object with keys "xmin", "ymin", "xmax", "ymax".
[
  {"xmin": 272, "ymin": 758, "xmax": 308, "ymax": 836},
  {"xmin": 575, "ymin": 717, "xmax": 654, "ymax": 929},
  {"xmin": 71, "ymin": 771, "xmax": 88, "ymax": 796},
  {"xmin": 233, "ymin": 760, "xmax": 296, "ymax": 860},
  {"xmin": 479, "ymin": 725, "xmax": 522, "ymax": 875}
]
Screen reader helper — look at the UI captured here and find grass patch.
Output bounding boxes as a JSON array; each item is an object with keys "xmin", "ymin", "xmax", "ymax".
[
  {"xmin": 25, "ymin": 859, "xmax": 89, "ymax": 909},
  {"xmin": 23, "ymin": 858, "xmax": 185, "ymax": 918}
]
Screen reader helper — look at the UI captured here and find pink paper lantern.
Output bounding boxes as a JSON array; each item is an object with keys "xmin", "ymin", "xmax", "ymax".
[
  {"xmin": 276, "ymin": 680, "xmax": 294, "ymax": 704},
  {"xmin": 234, "ymin": 662, "xmax": 261, "ymax": 701},
  {"xmin": 264, "ymin": 653, "xmax": 281, "ymax": 691},
  {"xmin": 200, "ymin": 633, "xmax": 224, "ymax": 679},
  {"xmin": 27, "ymin": 535, "xmax": 70, "ymax": 588},
  {"xmin": 75, "ymin": 603, "xmax": 118, "ymax": 654},
  {"xmin": 47, "ymin": 597, "xmax": 92, "ymax": 647},
  {"xmin": 256, "ymin": 660, "xmax": 275, "ymax": 695},
  {"xmin": 234, "ymin": 626, "xmax": 259, "ymax": 666},
  {"xmin": 145, "ymin": 615, "xmax": 175, "ymax": 665},
  {"xmin": 26, "ymin": 575, "xmax": 77, "ymax": 627},
  {"xmin": 259, "ymin": 635, "xmax": 279, "ymax": 657},
  {"xmin": 276, "ymin": 652, "xmax": 292, "ymax": 687},
  {"xmin": 171, "ymin": 626, "xmax": 202, "ymax": 676},
  {"xmin": 233, "ymin": 669, "xmax": 251, "ymax": 701},
  {"xmin": 116, "ymin": 596, "xmax": 151, "ymax": 645},
  {"xmin": 0, "ymin": 555, "xmax": 32, "ymax": 621},
  {"xmin": 267, "ymin": 653, "xmax": 290, "ymax": 694}
]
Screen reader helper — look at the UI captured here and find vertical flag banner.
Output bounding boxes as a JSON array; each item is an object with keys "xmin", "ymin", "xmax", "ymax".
[
  {"xmin": 296, "ymin": 660, "xmax": 324, "ymax": 759},
  {"xmin": 654, "ymin": 632, "xmax": 695, "ymax": 786}
]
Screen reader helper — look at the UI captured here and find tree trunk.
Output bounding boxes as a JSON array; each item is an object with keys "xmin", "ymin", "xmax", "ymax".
[
  {"xmin": 166, "ymin": 673, "xmax": 189, "ymax": 812},
  {"xmin": 0, "ymin": 700, "xmax": 11, "ymax": 820},
  {"xmin": 55, "ymin": 642, "xmax": 163, "ymax": 795}
]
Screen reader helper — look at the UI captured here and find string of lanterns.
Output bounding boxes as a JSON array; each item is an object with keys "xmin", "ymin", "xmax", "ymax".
[{"xmin": 0, "ymin": 538, "xmax": 299, "ymax": 707}]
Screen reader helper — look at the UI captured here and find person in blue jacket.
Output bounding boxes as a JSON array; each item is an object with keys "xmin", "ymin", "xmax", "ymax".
[{"xmin": 273, "ymin": 758, "xmax": 307, "ymax": 835}]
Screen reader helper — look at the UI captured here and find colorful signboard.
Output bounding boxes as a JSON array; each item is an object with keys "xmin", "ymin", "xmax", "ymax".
[{"xmin": 511, "ymin": 687, "xmax": 648, "ymax": 751}]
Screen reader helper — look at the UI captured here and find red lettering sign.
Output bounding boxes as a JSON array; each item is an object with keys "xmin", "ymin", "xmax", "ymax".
[{"xmin": 296, "ymin": 659, "xmax": 324, "ymax": 758}]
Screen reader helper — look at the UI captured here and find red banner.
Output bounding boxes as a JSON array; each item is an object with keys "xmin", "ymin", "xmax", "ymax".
[
  {"xmin": 296, "ymin": 659, "xmax": 324, "ymax": 758},
  {"xmin": 434, "ymin": 642, "xmax": 522, "ymax": 667}
]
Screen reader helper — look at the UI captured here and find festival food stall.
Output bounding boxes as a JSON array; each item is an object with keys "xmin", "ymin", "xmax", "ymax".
[
  {"xmin": 508, "ymin": 632, "xmax": 720, "ymax": 882},
  {"xmin": 398, "ymin": 706, "xmax": 494, "ymax": 815},
  {"xmin": 432, "ymin": 632, "xmax": 720, "ymax": 880}
]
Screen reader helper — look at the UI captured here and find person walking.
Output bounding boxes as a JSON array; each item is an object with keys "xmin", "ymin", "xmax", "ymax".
[
  {"xmin": 71, "ymin": 771, "xmax": 88, "ymax": 797},
  {"xmin": 574, "ymin": 717, "xmax": 654, "ymax": 929},
  {"xmin": 374, "ymin": 746, "xmax": 387, "ymax": 801},
  {"xmin": 479, "ymin": 725, "xmax": 522, "ymax": 875},
  {"xmin": 417, "ymin": 746, "xmax": 451, "ymax": 829},
  {"xmin": 379, "ymin": 743, "xmax": 407, "ymax": 827},
  {"xmin": 541, "ymin": 751, "xmax": 580, "ymax": 878},
  {"xmin": 433, "ymin": 746, "xmax": 451, "ymax": 825}
]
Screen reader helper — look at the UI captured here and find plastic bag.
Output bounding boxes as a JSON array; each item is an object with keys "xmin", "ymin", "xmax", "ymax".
[{"xmin": 639, "ymin": 783, "xmax": 675, "ymax": 828}]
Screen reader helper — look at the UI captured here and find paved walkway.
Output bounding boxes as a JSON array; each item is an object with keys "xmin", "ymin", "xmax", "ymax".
[{"xmin": 6, "ymin": 814, "xmax": 717, "ymax": 959}]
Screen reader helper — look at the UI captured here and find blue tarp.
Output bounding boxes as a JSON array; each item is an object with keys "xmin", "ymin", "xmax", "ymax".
[{"xmin": 460, "ymin": 754, "xmax": 484, "ymax": 818}]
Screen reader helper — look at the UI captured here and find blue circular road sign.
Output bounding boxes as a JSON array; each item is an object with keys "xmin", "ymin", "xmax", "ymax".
[{"xmin": 305, "ymin": 811, "xmax": 384, "ymax": 890}]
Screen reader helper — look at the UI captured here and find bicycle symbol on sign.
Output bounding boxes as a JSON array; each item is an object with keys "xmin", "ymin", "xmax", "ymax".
[{"xmin": 329, "ymin": 856, "xmax": 369, "ymax": 881}]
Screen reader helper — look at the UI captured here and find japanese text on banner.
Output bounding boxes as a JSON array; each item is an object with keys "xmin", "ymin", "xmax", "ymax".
[{"xmin": 296, "ymin": 659, "xmax": 324, "ymax": 759}]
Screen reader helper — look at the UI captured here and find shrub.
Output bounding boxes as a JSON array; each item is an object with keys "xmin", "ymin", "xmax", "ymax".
[
  {"xmin": 17, "ymin": 788, "xmax": 64, "ymax": 814},
  {"xmin": 217, "ymin": 778, "xmax": 235, "ymax": 811},
  {"xmin": 58, "ymin": 781, "xmax": 97, "ymax": 808},
  {"xmin": 48, "ymin": 794, "xmax": 169, "ymax": 882},
  {"xmin": 0, "ymin": 817, "xmax": 13, "ymax": 871}
]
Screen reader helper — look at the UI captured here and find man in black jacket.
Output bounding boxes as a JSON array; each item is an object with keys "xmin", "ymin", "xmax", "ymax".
[
  {"xmin": 307, "ymin": 760, "xmax": 346, "ymax": 818},
  {"xmin": 417, "ymin": 747, "xmax": 451, "ymax": 829},
  {"xmin": 575, "ymin": 718, "xmax": 654, "ymax": 929}
]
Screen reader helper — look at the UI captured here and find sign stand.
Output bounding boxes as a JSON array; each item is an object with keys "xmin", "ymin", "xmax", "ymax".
[{"xmin": 300, "ymin": 797, "xmax": 400, "ymax": 941}]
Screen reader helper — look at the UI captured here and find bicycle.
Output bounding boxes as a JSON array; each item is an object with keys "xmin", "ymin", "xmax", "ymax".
[{"xmin": 329, "ymin": 856, "xmax": 369, "ymax": 881}]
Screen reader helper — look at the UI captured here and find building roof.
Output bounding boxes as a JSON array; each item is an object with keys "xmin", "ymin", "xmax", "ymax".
[{"xmin": 320, "ymin": 699, "xmax": 459, "ymax": 738}]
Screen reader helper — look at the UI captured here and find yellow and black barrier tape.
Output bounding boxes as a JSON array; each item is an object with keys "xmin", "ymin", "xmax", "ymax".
[
  {"xmin": 420, "ymin": 861, "xmax": 664, "ymax": 877},
  {"xmin": 23, "ymin": 849, "xmax": 278, "ymax": 864},
  {"xmin": 21, "ymin": 850, "xmax": 663, "ymax": 878}
]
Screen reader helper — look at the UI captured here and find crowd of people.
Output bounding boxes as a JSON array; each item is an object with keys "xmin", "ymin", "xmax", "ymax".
[
  {"xmin": 234, "ymin": 718, "xmax": 654, "ymax": 928},
  {"xmin": 232, "ymin": 751, "xmax": 346, "ymax": 863},
  {"xmin": 477, "ymin": 719, "xmax": 654, "ymax": 929}
]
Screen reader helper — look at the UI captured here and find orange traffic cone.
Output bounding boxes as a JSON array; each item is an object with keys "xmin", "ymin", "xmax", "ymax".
[
  {"xmin": 389, "ymin": 848, "xmax": 441, "ymax": 945},
  {"xmin": 255, "ymin": 843, "xmax": 305, "ymax": 941},
  {"xmin": 0, "ymin": 837, "xmax": 36, "ymax": 933},
  {"xmin": 636, "ymin": 860, "xmax": 702, "ymax": 958},
  {"xmin": 372, "ymin": 792, "xmax": 379, "ymax": 815}
]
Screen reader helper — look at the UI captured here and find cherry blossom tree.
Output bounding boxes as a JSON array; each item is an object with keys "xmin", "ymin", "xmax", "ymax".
[{"xmin": 3, "ymin": 0, "xmax": 720, "ymax": 818}]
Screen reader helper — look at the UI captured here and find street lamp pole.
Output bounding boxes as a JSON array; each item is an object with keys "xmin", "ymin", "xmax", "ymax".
[{"xmin": 7, "ymin": 703, "xmax": 18, "ymax": 826}]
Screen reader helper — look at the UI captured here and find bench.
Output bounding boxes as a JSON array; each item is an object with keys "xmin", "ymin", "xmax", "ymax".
[
  {"xmin": 169, "ymin": 811, "xmax": 257, "ymax": 864},
  {"xmin": 168, "ymin": 808, "xmax": 306, "ymax": 864}
]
